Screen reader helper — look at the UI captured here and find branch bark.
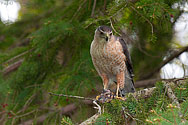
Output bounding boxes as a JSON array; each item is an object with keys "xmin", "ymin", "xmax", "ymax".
[
  {"xmin": 164, "ymin": 81, "xmax": 182, "ymax": 118},
  {"xmin": 1, "ymin": 59, "xmax": 24, "ymax": 76},
  {"xmin": 80, "ymin": 114, "xmax": 100, "ymax": 125},
  {"xmin": 91, "ymin": 0, "xmax": 97, "ymax": 17},
  {"xmin": 20, "ymin": 100, "xmax": 93, "ymax": 125},
  {"xmin": 135, "ymin": 77, "xmax": 188, "ymax": 88},
  {"xmin": 140, "ymin": 46, "xmax": 188, "ymax": 80},
  {"xmin": 135, "ymin": 78, "xmax": 160, "ymax": 88},
  {"xmin": 80, "ymin": 78, "xmax": 187, "ymax": 124}
]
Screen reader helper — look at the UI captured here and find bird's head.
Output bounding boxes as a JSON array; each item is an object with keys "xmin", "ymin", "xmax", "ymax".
[{"xmin": 95, "ymin": 25, "xmax": 113, "ymax": 42}]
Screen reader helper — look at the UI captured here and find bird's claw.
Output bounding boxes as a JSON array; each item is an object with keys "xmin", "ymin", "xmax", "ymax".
[
  {"xmin": 95, "ymin": 89, "xmax": 115, "ymax": 103},
  {"xmin": 114, "ymin": 95, "xmax": 126, "ymax": 101},
  {"xmin": 96, "ymin": 90, "xmax": 126, "ymax": 103}
]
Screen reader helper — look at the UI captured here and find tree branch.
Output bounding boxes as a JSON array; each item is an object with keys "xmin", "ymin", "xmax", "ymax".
[
  {"xmin": 2, "ymin": 49, "xmax": 32, "ymax": 65},
  {"xmin": 135, "ymin": 77, "xmax": 188, "ymax": 88},
  {"xmin": 80, "ymin": 113, "xmax": 100, "ymax": 125},
  {"xmin": 140, "ymin": 46, "xmax": 188, "ymax": 80},
  {"xmin": 164, "ymin": 81, "xmax": 182, "ymax": 118},
  {"xmin": 49, "ymin": 92, "xmax": 95, "ymax": 101},
  {"xmin": 1, "ymin": 59, "xmax": 24, "ymax": 76},
  {"xmin": 91, "ymin": 0, "xmax": 97, "ymax": 17},
  {"xmin": 130, "ymin": 4, "xmax": 153, "ymax": 35},
  {"xmin": 71, "ymin": 0, "xmax": 87, "ymax": 21},
  {"xmin": 135, "ymin": 78, "xmax": 160, "ymax": 88},
  {"xmin": 20, "ymin": 100, "xmax": 93, "ymax": 125}
]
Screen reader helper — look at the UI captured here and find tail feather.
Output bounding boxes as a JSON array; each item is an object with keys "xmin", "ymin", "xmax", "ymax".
[{"xmin": 120, "ymin": 70, "xmax": 135, "ymax": 96}]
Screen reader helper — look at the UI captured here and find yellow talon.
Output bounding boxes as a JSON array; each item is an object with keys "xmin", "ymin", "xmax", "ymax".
[
  {"xmin": 96, "ymin": 95, "xmax": 100, "ymax": 100},
  {"xmin": 115, "ymin": 96, "xmax": 124, "ymax": 100}
]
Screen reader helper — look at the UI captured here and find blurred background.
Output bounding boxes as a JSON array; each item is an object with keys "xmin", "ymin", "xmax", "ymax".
[{"xmin": 0, "ymin": 0, "xmax": 188, "ymax": 124}]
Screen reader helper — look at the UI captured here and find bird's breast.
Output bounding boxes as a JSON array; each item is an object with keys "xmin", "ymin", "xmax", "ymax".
[{"xmin": 90, "ymin": 41, "xmax": 125, "ymax": 74}]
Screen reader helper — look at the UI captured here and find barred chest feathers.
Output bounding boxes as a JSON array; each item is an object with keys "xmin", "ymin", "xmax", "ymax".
[{"xmin": 90, "ymin": 39, "xmax": 126, "ymax": 75}]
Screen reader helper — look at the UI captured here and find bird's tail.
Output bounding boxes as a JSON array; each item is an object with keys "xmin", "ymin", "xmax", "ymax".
[{"xmin": 120, "ymin": 70, "xmax": 135, "ymax": 96}]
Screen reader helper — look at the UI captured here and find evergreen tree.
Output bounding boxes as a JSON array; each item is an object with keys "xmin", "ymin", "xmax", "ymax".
[{"xmin": 0, "ymin": 0, "xmax": 187, "ymax": 124}]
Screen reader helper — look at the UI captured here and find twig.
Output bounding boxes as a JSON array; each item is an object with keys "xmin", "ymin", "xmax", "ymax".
[
  {"xmin": 61, "ymin": 118, "xmax": 72, "ymax": 125},
  {"xmin": 164, "ymin": 82, "xmax": 180, "ymax": 107},
  {"xmin": 49, "ymin": 92, "xmax": 95, "ymax": 101},
  {"xmin": 15, "ymin": 93, "xmax": 37, "ymax": 114},
  {"xmin": 132, "ymin": 87, "xmax": 156, "ymax": 99},
  {"xmin": 2, "ymin": 49, "xmax": 32, "ymax": 66},
  {"xmin": 161, "ymin": 85, "xmax": 168, "ymax": 109},
  {"xmin": 93, "ymin": 100, "xmax": 101, "ymax": 114},
  {"xmin": 109, "ymin": 4, "xmax": 127, "ymax": 19},
  {"xmin": 20, "ymin": 112, "xmax": 53, "ymax": 125},
  {"xmin": 71, "ymin": 0, "xmax": 87, "ymax": 21},
  {"xmin": 85, "ymin": 3, "xmax": 127, "ymax": 28},
  {"xmin": 163, "ymin": 81, "xmax": 183, "ymax": 118},
  {"xmin": 122, "ymin": 107, "xmax": 144, "ymax": 123},
  {"xmin": 136, "ymin": 40, "xmax": 161, "ymax": 58},
  {"xmin": 170, "ymin": 107, "xmax": 177, "ymax": 125},
  {"xmin": 91, "ymin": 0, "xmax": 97, "ymax": 17},
  {"xmin": 80, "ymin": 113, "xmax": 100, "ymax": 125},
  {"xmin": 130, "ymin": 5, "xmax": 154, "ymax": 35},
  {"xmin": 2, "ymin": 49, "xmax": 32, "ymax": 65},
  {"xmin": 20, "ymin": 101, "xmax": 92, "ymax": 125},
  {"xmin": 110, "ymin": 19, "xmax": 121, "ymax": 36},
  {"xmin": 183, "ymin": 105, "xmax": 188, "ymax": 118},
  {"xmin": 150, "ymin": 110, "xmax": 173, "ymax": 123},
  {"xmin": 2, "ymin": 59, "xmax": 24, "ymax": 76},
  {"xmin": 14, "ymin": 110, "xmax": 35, "ymax": 119},
  {"xmin": 103, "ymin": 0, "xmax": 107, "ymax": 11}
]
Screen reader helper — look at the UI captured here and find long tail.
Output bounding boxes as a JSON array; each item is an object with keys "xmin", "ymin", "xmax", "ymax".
[{"xmin": 120, "ymin": 70, "xmax": 135, "ymax": 96}]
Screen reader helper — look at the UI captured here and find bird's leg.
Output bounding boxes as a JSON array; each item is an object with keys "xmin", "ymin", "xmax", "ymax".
[
  {"xmin": 96, "ymin": 74, "xmax": 111, "ymax": 102},
  {"xmin": 116, "ymin": 72, "xmax": 124, "ymax": 99},
  {"xmin": 101, "ymin": 74, "xmax": 109, "ymax": 92},
  {"xmin": 116, "ymin": 82, "xmax": 119, "ymax": 97}
]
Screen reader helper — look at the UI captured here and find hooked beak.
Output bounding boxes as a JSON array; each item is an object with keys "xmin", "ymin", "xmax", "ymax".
[{"xmin": 105, "ymin": 33, "xmax": 110, "ymax": 42}]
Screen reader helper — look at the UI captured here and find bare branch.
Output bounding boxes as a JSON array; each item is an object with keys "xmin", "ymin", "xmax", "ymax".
[
  {"xmin": 14, "ymin": 110, "xmax": 35, "ymax": 119},
  {"xmin": 135, "ymin": 77, "xmax": 188, "ymax": 88},
  {"xmin": 163, "ymin": 81, "xmax": 184, "ymax": 119},
  {"xmin": 136, "ymin": 41, "xmax": 161, "ymax": 58},
  {"xmin": 93, "ymin": 100, "xmax": 101, "ymax": 114},
  {"xmin": 141, "ymin": 46, "xmax": 188, "ymax": 80},
  {"xmin": 1, "ymin": 59, "xmax": 24, "ymax": 76},
  {"xmin": 110, "ymin": 19, "xmax": 121, "ymax": 36},
  {"xmin": 49, "ymin": 92, "xmax": 95, "ymax": 101},
  {"xmin": 109, "ymin": 4, "xmax": 127, "ymax": 19},
  {"xmin": 20, "ymin": 100, "xmax": 93, "ymax": 125},
  {"xmin": 71, "ymin": 0, "xmax": 87, "ymax": 21},
  {"xmin": 2, "ymin": 49, "xmax": 32, "ymax": 65},
  {"xmin": 135, "ymin": 78, "xmax": 160, "ymax": 88},
  {"xmin": 80, "ymin": 113, "xmax": 100, "ymax": 125},
  {"xmin": 91, "ymin": 0, "xmax": 97, "ymax": 17},
  {"xmin": 103, "ymin": 0, "xmax": 107, "ymax": 11}
]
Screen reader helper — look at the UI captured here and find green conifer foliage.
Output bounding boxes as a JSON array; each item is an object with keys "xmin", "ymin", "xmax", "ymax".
[{"xmin": 0, "ymin": 0, "xmax": 187, "ymax": 124}]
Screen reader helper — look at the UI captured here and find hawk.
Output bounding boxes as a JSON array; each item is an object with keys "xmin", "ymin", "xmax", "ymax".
[{"xmin": 90, "ymin": 25, "xmax": 135, "ymax": 97}]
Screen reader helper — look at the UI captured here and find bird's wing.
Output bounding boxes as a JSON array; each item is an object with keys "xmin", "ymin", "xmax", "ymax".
[
  {"xmin": 118, "ymin": 37, "xmax": 135, "ymax": 94},
  {"xmin": 118, "ymin": 37, "xmax": 134, "ymax": 78}
]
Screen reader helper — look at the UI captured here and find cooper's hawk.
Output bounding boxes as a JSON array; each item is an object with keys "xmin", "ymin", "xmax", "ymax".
[{"xmin": 90, "ymin": 25, "xmax": 135, "ymax": 97}]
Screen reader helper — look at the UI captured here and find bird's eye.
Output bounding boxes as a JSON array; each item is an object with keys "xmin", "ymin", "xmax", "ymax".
[
  {"xmin": 100, "ymin": 32, "xmax": 104, "ymax": 35},
  {"xmin": 110, "ymin": 33, "xmax": 112, "ymax": 36}
]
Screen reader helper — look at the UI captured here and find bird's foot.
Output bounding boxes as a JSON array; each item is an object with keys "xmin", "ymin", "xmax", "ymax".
[
  {"xmin": 115, "ymin": 96, "xmax": 123, "ymax": 99},
  {"xmin": 95, "ymin": 89, "xmax": 115, "ymax": 103},
  {"xmin": 114, "ymin": 95, "xmax": 126, "ymax": 101}
]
